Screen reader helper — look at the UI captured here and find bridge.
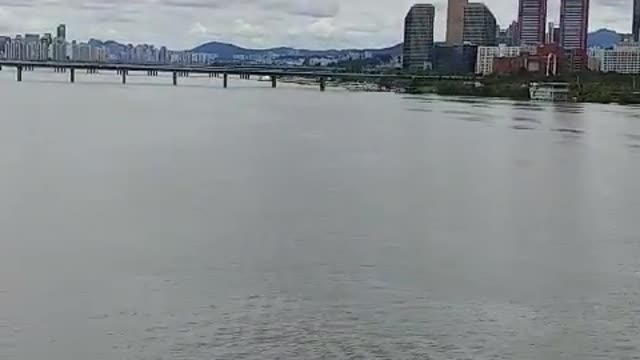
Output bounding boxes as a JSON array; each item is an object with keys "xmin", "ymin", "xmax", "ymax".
[{"xmin": 0, "ymin": 60, "xmax": 475, "ymax": 91}]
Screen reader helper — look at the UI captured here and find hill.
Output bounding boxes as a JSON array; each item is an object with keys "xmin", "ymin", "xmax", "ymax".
[
  {"xmin": 587, "ymin": 29, "xmax": 623, "ymax": 48},
  {"xmin": 190, "ymin": 41, "xmax": 402, "ymax": 59}
]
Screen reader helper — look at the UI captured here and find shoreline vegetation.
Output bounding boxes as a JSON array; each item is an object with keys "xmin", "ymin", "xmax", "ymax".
[
  {"xmin": 282, "ymin": 72, "xmax": 640, "ymax": 105},
  {"xmin": 400, "ymin": 73, "xmax": 640, "ymax": 105}
]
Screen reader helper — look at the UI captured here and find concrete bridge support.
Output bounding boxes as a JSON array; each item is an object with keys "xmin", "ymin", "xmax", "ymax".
[
  {"xmin": 320, "ymin": 77, "xmax": 326, "ymax": 92},
  {"xmin": 70, "ymin": 68, "xmax": 75, "ymax": 83},
  {"xmin": 122, "ymin": 70, "xmax": 127, "ymax": 84},
  {"xmin": 173, "ymin": 71, "xmax": 178, "ymax": 86},
  {"xmin": 223, "ymin": 73, "xmax": 228, "ymax": 88},
  {"xmin": 271, "ymin": 75, "xmax": 277, "ymax": 88},
  {"xmin": 17, "ymin": 66, "xmax": 22, "ymax": 82}
]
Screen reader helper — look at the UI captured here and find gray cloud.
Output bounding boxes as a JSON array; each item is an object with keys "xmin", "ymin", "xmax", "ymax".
[{"xmin": 0, "ymin": 0, "xmax": 635, "ymax": 49}]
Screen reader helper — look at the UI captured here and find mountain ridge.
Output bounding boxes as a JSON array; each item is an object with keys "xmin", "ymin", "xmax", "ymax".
[
  {"xmin": 84, "ymin": 28, "xmax": 628, "ymax": 60},
  {"xmin": 190, "ymin": 41, "xmax": 402, "ymax": 59}
]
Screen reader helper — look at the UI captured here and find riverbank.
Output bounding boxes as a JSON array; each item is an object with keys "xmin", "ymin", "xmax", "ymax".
[{"xmin": 402, "ymin": 73, "xmax": 640, "ymax": 104}]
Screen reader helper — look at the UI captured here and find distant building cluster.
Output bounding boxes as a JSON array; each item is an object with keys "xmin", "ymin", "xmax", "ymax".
[
  {"xmin": 402, "ymin": 0, "xmax": 601, "ymax": 74},
  {"xmin": 0, "ymin": 24, "xmax": 396, "ymax": 68},
  {"xmin": 589, "ymin": 43, "xmax": 640, "ymax": 74},
  {"xmin": 0, "ymin": 26, "xmax": 67, "ymax": 62},
  {"xmin": 0, "ymin": 24, "xmax": 215, "ymax": 65},
  {"xmin": 4, "ymin": 1, "xmax": 640, "ymax": 76}
]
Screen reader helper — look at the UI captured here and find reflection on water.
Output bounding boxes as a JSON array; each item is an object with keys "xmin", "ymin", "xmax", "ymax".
[
  {"xmin": 405, "ymin": 107, "xmax": 433, "ymax": 113},
  {"xmin": 1, "ymin": 73, "xmax": 640, "ymax": 360},
  {"xmin": 512, "ymin": 116, "xmax": 541, "ymax": 125},
  {"xmin": 512, "ymin": 124, "xmax": 535, "ymax": 131},
  {"xmin": 512, "ymin": 101, "xmax": 545, "ymax": 111},
  {"xmin": 552, "ymin": 103, "xmax": 585, "ymax": 114},
  {"xmin": 552, "ymin": 128, "xmax": 585, "ymax": 134}
]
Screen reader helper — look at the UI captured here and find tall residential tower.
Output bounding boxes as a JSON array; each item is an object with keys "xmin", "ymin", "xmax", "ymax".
[
  {"xmin": 57, "ymin": 24, "xmax": 66, "ymax": 41},
  {"xmin": 560, "ymin": 0, "xmax": 589, "ymax": 50},
  {"xmin": 403, "ymin": 4, "xmax": 435, "ymax": 71},
  {"xmin": 633, "ymin": 0, "xmax": 640, "ymax": 42},
  {"xmin": 462, "ymin": 3, "xmax": 498, "ymax": 46},
  {"xmin": 446, "ymin": 0, "xmax": 468, "ymax": 45},
  {"xmin": 517, "ymin": 0, "xmax": 547, "ymax": 45}
]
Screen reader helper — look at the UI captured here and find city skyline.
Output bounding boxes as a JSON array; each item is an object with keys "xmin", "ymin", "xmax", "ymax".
[{"xmin": 0, "ymin": 0, "xmax": 635, "ymax": 50}]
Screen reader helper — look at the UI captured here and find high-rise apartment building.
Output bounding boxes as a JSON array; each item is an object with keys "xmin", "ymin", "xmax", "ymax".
[
  {"xmin": 546, "ymin": 22, "xmax": 560, "ymax": 43},
  {"xmin": 518, "ymin": 0, "xmax": 547, "ymax": 45},
  {"xmin": 403, "ymin": 4, "xmax": 435, "ymax": 71},
  {"xmin": 42, "ymin": 33, "xmax": 53, "ymax": 47},
  {"xmin": 462, "ymin": 3, "xmax": 497, "ymax": 46},
  {"xmin": 560, "ymin": 0, "xmax": 589, "ymax": 50},
  {"xmin": 634, "ymin": 0, "xmax": 640, "ymax": 42},
  {"xmin": 446, "ymin": 0, "xmax": 468, "ymax": 45},
  {"xmin": 57, "ymin": 24, "xmax": 66, "ymax": 41}
]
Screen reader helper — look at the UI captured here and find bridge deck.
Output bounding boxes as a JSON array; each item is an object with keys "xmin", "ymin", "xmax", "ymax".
[{"xmin": 0, "ymin": 60, "xmax": 475, "ymax": 81}]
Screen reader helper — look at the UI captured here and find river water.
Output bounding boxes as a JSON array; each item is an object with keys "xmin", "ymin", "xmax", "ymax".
[{"xmin": 0, "ymin": 70, "xmax": 640, "ymax": 360}]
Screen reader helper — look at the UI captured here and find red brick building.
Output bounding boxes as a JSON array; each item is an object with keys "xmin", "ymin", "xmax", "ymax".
[{"xmin": 492, "ymin": 43, "xmax": 567, "ymax": 75}]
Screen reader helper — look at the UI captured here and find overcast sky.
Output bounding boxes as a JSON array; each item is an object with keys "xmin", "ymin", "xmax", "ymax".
[{"xmin": 0, "ymin": 0, "xmax": 634, "ymax": 49}]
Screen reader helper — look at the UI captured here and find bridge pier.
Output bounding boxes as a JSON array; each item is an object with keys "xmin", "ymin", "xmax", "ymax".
[
  {"xmin": 223, "ymin": 73, "xmax": 228, "ymax": 88},
  {"xmin": 122, "ymin": 70, "xmax": 127, "ymax": 84},
  {"xmin": 173, "ymin": 71, "xmax": 178, "ymax": 86},
  {"xmin": 271, "ymin": 75, "xmax": 277, "ymax": 88},
  {"xmin": 320, "ymin": 77, "xmax": 326, "ymax": 92},
  {"xmin": 17, "ymin": 66, "xmax": 22, "ymax": 82},
  {"xmin": 70, "ymin": 68, "xmax": 75, "ymax": 83}
]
